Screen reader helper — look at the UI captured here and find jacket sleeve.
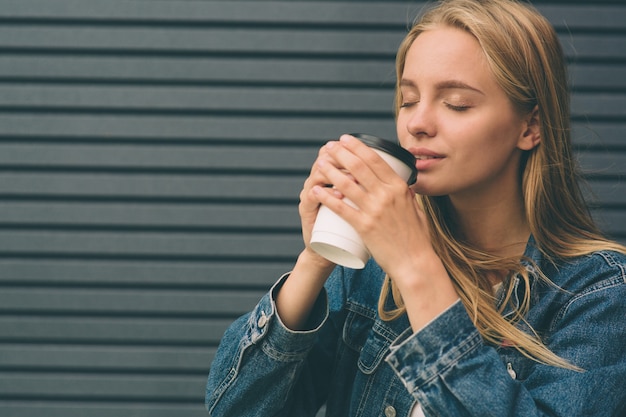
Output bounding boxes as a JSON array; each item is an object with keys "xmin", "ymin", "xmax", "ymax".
[
  {"xmin": 205, "ymin": 273, "xmax": 333, "ymax": 417},
  {"xmin": 385, "ymin": 277, "xmax": 626, "ymax": 417}
]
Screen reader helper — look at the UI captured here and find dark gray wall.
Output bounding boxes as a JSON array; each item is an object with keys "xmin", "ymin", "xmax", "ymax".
[{"xmin": 0, "ymin": 1, "xmax": 624, "ymax": 416}]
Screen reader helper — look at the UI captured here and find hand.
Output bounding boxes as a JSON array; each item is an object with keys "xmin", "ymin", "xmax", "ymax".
[
  {"xmin": 312, "ymin": 135, "xmax": 458, "ymax": 329},
  {"xmin": 311, "ymin": 135, "xmax": 431, "ymax": 277},
  {"xmin": 297, "ymin": 141, "xmax": 345, "ymax": 269}
]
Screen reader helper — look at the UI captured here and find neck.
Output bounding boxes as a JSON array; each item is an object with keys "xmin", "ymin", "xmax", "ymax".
[{"xmin": 449, "ymin": 190, "xmax": 530, "ymax": 258}]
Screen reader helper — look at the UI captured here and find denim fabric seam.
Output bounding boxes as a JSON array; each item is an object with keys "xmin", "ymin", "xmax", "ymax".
[
  {"xmin": 599, "ymin": 251, "xmax": 626, "ymax": 274},
  {"xmin": 207, "ymin": 322, "xmax": 253, "ymax": 413},
  {"xmin": 259, "ymin": 336, "xmax": 316, "ymax": 362},
  {"xmin": 358, "ymin": 342, "xmax": 390, "ymax": 375},
  {"xmin": 553, "ymin": 272, "xmax": 625, "ymax": 326},
  {"xmin": 345, "ymin": 300, "xmax": 404, "ymax": 343},
  {"xmin": 418, "ymin": 328, "xmax": 484, "ymax": 387},
  {"xmin": 373, "ymin": 319, "xmax": 404, "ymax": 344},
  {"xmin": 343, "ymin": 307, "xmax": 368, "ymax": 350},
  {"xmin": 230, "ymin": 273, "xmax": 326, "ymax": 363},
  {"xmin": 346, "ymin": 301, "xmax": 377, "ymax": 320},
  {"xmin": 385, "ymin": 302, "xmax": 485, "ymax": 390}
]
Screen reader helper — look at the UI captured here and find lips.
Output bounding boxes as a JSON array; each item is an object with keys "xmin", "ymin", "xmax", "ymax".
[
  {"xmin": 409, "ymin": 147, "xmax": 444, "ymax": 170},
  {"xmin": 410, "ymin": 147, "xmax": 444, "ymax": 160}
]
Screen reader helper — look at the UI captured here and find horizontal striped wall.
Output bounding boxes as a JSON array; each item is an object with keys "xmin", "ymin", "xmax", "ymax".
[{"xmin": 0, "ymin": 1, "xmax": 624, "ymax": 416}]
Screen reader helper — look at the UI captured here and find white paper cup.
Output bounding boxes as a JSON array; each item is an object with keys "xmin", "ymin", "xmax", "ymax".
[{"xmin": 310, "ymin": 133, "xmax": 417, "ymax": 269}]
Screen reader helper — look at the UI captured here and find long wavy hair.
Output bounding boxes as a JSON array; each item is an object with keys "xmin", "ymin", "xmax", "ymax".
[{"xmin": 379, "ymin": 0, "xmax": 625, "ymax": 369}]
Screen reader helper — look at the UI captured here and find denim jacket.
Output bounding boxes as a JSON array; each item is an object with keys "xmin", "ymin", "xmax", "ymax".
[{"xmin": 206, "ymin": 238, "xmax": 626, "ymax": 416}]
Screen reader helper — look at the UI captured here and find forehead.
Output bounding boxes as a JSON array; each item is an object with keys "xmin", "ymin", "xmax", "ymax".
[{"xmin": 402, "ymin": 26, "xmax": 493, "ymax": 87}]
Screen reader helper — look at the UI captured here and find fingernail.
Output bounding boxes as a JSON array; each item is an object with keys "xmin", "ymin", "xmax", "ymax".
[{"xmin": 339, "ymin": 134, "xmax": 353, "ymax": 143}]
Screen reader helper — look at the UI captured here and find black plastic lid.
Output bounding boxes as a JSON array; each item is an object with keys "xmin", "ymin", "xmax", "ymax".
[{"xmin": 351, "ymin": 133, "xmax": 417, "ymax": 185}]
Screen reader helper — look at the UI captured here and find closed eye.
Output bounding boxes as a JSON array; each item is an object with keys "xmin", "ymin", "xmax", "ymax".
[{"xmin": 445, "ymin": 103, "xmax": 471, "ymax": 112}]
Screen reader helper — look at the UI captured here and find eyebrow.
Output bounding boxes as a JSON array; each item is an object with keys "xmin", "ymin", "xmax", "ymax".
[{"xmin": 400, "ymin": 78, "xmax": 485, "ymax": 95}]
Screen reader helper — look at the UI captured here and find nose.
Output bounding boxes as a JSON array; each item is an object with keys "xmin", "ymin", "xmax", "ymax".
[{"xmin": 404, "ymin": 102, "xmax": 436, "ymax": 139}]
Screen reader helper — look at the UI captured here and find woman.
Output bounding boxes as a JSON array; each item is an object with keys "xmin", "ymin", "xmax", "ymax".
[{"xmin": 206, "ymin": 0, "xmax": 626, "ymax": 415}]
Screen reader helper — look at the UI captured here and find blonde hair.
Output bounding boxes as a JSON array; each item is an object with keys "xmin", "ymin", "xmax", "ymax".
[{"xmin": 380, "ymin": 0, "xmax": 625, "ymax": 369}]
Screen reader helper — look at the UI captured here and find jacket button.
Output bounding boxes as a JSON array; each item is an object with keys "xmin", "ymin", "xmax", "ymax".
[
  {"xmin": 507, "ymin": 362, "xmax": 517, "ymax": 379},
  {"xmin": 257, "ymin": 312, "xmax": 268, "ymax": 328},
  {"xmin": 384, "ymin": 405, "xmax": 396, "ymax": 417}
]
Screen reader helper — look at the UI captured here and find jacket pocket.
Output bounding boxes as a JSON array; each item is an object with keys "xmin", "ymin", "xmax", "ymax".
[{"xmin": 343, "ymin": 306, "xmax": 394, "ymax": 375}]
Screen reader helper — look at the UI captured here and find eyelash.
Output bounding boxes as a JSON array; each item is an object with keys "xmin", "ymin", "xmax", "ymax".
[
  {"xmin": 399, "ymin": 101, "xmax": 471, "ymax": 112},
  {"xmin": 445, "ymin": 103, "xmax": 471, "ymax": 112}
]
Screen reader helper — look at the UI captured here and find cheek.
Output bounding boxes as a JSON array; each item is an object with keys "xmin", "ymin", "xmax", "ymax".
[{"xmin": 458, "ymin": 113, "xmax": 521, "ymax": 152}]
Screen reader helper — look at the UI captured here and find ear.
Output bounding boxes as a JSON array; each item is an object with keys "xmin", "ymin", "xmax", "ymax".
[{"xmin": 517, "ymin": 105, "xmax": 541, "ymax": 151}]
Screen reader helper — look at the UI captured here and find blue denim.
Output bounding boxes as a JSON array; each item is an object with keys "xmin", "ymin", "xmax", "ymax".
[{"xmin": 206, "ymin": 237, "xmax": 626, "ymax": 416}]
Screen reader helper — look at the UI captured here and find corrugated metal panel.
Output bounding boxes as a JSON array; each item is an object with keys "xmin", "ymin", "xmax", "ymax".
[{"xmin": 0, "ymin": 1, "xmax": 624, "ymax": 416}]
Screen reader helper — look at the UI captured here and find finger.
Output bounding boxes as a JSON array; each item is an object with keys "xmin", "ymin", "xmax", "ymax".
[
  {"xmin": 299, "ymin": 167, "xmax": 343, "ymax": 213},
  {"xmin": 311, "ymin": 184, "xmax": 358, "ymax": 218},
  {"xmin": 315, "ymin": 158, "xmax": 362, "ymax": 199},
  {"xmin": 327, "ymin": 136, "xmax": 386, "ymax": 192},
  {"xmin": 337, "ymin": 135, "xmax": 402, "ymax": 187}
]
